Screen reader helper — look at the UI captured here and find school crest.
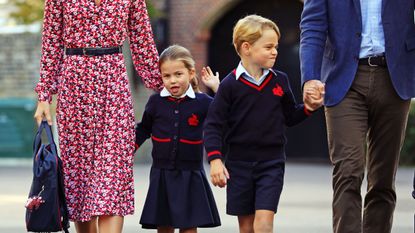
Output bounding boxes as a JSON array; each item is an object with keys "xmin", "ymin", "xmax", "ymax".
[
  {"xmin": 272, "ymin": 84, "xmax": 284, "ymax": 97},
  {"xmin": 188, "ymin": 114, "xmax": 199, "ymax": 126}
]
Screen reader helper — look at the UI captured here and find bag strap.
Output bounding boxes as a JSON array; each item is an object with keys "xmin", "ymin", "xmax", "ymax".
[
  {"xmin": 33, "ymin": 122, "xmax": 44, "ymax": 155},
  {"xmin": 33, "ymin": 121, "xmax": 58, "ymax": 156}
]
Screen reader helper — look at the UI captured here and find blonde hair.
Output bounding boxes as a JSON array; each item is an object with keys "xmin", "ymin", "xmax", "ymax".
[
  {"xmin": 159, "ymin": 45, "xmax": 200, "ymax": 92},
  {"xmin": 233, "ymin": 15, "xmax": 280, "ymax": 55}
]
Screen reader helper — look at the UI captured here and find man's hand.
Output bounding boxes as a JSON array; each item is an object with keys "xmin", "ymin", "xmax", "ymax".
[{"xmin": 303, "ymin": 80, "xmax": 325, "ymax": 111}]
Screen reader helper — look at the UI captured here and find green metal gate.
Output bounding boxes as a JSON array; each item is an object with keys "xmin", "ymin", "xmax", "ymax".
[{"xmin": 0, "ymin": 98, "xmax": 36, "ymax": 158}]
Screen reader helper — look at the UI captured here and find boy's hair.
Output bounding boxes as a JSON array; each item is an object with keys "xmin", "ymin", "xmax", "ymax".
[
  {"xmin": 232, "ymin": 15, "xmax": 280, "ymax": 55},
  {"xmin": 159, "ymin": 45, "xmax": 200, "ymax": 92}
]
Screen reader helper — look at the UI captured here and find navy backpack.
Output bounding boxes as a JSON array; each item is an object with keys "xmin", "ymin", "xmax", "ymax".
[{"xmin": 25, "ymin": 121, "xmax": 70, "ymax": 233}]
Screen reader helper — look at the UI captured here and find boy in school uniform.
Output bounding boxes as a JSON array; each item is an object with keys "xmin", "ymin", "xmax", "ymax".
[{"xmin": 204, "ymin": 15, "xmax": 324, "ymax": 233}]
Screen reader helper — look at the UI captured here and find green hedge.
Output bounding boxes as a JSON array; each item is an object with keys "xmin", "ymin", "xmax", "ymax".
[{"xmin": 400, "ymin": 101, "xmax": 415, "ymax": 165}]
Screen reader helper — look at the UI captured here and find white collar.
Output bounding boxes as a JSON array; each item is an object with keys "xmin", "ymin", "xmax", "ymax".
[
  {"xmin": 235, "ymin": 62, "xmax": 276, "ymax": 80},
  {"xmin": 160, "ymin": 85, "xmax": 196, "ymax": 99}
]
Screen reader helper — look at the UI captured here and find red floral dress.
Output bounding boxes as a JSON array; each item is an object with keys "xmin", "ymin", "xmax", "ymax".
[{"xmin": 35, "ymin": 0, "xmax": 162, "ymax": 222}]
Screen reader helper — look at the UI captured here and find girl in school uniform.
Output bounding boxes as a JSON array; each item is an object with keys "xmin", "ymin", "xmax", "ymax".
[{"xmin": 135, "ymin": 45, "xmax": 221, "ymax": 233}]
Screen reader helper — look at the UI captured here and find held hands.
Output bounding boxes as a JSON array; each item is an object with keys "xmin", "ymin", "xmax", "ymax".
[
  {"xmin": 210, "ymin": 159, "xmax": 229, "ymax": 188},
  {"xmin": 303, "ymin": 80, "xmax": 325, "ymax": 111},
  {"xmin": 34, "ymin": 101, "xmax": 52, "ymax": 126},
  {"xmin": 201, "ymin": 66, "xmax": 220, "ymax": 93}
]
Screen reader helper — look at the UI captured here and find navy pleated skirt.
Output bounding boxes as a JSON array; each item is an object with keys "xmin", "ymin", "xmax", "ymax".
[{"xmin": 139, "ymin": 167, "xmax": 221, "ymax": 229}]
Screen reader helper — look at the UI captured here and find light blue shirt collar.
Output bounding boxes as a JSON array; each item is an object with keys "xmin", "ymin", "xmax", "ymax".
[
  {"xmin": 235, "ymin": 62, "xmax": 275, "ymax": 86},
  {"xmin": 160, "ymin": 85, "xmax": 196, "ymax": 99}
]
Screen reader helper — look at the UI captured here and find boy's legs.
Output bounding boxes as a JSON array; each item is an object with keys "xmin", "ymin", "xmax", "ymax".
[
  {"xmin": 237, "ymin": 210, "xmax": 275, "ymax": 233},
  {"xmin": 238, "ymin": 214, "xmax": 255, "ymax": 233},
  {"xmin": 226, "ymin": 160, "xmax": 255, "ymax": 233},
  {"xmin": 227, "ymin": 159, "xmax": 283, "ymax": 233},
  {"xmin": 254, "ymin": 210, "xmax": 274, "ymax": 233},
  {"xmin": 254, "ymin": 160, "xmax": 284, "ymax": 233}
]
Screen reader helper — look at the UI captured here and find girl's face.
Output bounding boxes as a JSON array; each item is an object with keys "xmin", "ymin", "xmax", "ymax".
[{"xmin": 160, "ymin": 59, "xmax": 195, "ymax": 97}]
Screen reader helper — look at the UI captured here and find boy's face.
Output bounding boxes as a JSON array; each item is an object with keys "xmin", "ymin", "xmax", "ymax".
[
  {"xmin": 160, "ymin": 60, "xmax": 195, "ymax": 97},
  {"xmin": 245, "ymin": 28, "xmax": 279, "ymax": 69}
]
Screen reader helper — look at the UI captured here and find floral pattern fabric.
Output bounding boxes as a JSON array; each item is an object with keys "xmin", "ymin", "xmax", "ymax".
[{"xmin": 35, "ymin": 0, "xmax": 162, "ymax": 222}]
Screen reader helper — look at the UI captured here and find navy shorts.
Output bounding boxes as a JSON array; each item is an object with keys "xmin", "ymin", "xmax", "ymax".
[{"xmin": 225, "ymin": 159, "xmax": 285, "ymax": 216}]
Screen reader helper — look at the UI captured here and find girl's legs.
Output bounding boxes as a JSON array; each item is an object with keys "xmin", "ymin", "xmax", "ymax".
[
  {"xmin": 75, "ymin": 216, "xmax": 98, "ymax": 233},
  {"xmin": 179, "ymin": 227, "xmax": 197, "ymax": 233},
  {"xmin": 98, "ymin": 215, "xmax": 124, "ymax": 233},
  {"xmin": 238, "ymin": 214, "xmax": 255, "ymax": 233},
  {"xmin": 253, "ymin": 210, "xmax": 274, "ymax": 233},
  {"xmin": 158, "ymin": 226, "xmax": 174, "ymax": 233}
]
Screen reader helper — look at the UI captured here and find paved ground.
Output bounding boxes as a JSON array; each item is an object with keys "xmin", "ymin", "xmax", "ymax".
[{"xmin": 0, "ymin": 160, "xmax": 413, "ymax": 233}]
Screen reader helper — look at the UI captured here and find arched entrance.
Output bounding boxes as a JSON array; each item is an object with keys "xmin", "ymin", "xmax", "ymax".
[{"xmin": 207, "ymin": 0, "xmax": 329, "ymax": 161}]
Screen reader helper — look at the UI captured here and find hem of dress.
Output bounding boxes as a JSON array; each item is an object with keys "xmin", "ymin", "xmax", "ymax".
[
  {"xmin": 69, "ymin": 210, "xmax": 135, "ymax": 222},
  {"xmin": 141, "ymin": 222, "xmax": 221, "ymax": 229}
]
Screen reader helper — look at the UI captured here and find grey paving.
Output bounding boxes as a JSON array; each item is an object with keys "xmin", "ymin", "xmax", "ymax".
[{"xmin": 0, "ymin": 161, "xmax": 413, "ymax": 233}]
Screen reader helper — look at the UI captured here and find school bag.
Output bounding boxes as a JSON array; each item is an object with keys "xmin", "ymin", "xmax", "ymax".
[{"xmin": 25, "ymin": 121, "xmax": 70, "ymax": 233}]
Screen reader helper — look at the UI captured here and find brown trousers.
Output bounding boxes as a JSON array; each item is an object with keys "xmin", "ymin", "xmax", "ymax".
[{"xmin": 325, "ymin": 65, "xmax": 411, "ymax": 233}]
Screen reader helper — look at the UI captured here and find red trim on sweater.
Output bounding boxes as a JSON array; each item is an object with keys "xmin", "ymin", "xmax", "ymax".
[
  {"xmin": 179, "ymin": 139, "xmax": 203, "ymax": 145},
  {"xmin": 303, "ymin": 106, "xmax": 312, "ymax": 116},
  {"xmin": 151, "ymin": 136, "xmax": 171, "ymax": 142},
  {"xmin": 238, "ymin": 73, "xmax": 273, "ymax": 91},
  {"xmin": 167, "ymin": 96, "xmax": 186, "ymax": 103},
  {"xmin": 207, "ymin": 150, "xmax": 222, "ymax": 157}
]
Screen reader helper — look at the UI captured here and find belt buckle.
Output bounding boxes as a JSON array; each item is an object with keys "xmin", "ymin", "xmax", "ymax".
[
  {"xmin": 83, "ymin": 48, "xmax": 94, "ymax": 57},
  {"xmin": 367, "ymin": 56, "xmax": 378, "ymax": 67}
]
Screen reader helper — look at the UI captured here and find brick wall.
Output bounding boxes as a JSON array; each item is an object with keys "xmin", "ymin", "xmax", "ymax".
[
  {"xmin": 168, "ymin": 0, "xmax": 235, "ymax": 72},
  {"xmin": 0, "ymin": 33, "xmax": 41, "ymax": 98}
]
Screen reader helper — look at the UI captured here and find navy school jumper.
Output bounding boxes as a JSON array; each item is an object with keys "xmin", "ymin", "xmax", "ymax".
[
  {"xmin": 204, "ymin": 69, "xmax": 312, "ymax": 162},
  {"xmin": 136, "ymin": 93, "xmax": 213, "ymax": 170}
]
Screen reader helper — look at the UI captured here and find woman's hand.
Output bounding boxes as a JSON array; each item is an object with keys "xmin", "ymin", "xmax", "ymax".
[
  {"xmin": 201, "ymin": 66, "xmax": 220, "ymax": 93},
  {"xmin": 34, "ymin": 101, "xmax": 52, "ymax": 126},
  {"xmin": 210, "ymin": 159, "xmax": 229, "ymax": 188}
]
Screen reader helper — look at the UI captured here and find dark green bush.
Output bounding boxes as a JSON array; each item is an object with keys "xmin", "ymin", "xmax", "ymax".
[{"xmin": 400, "ymin": 101, "xmax": 415, "ymax": 165}]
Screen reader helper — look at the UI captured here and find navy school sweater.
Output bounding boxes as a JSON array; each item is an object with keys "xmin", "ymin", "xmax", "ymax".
[
  {"xmin": 136, "ymin": 93, "xmax": 213, "ymax": 170},
  {"xmin": 204, "ymin": 69, "xmax": 312, "ymax": 162}
]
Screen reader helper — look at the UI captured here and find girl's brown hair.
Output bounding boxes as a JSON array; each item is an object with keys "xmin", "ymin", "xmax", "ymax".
[{"xmin": 159, "ymin": 45, "xmax": 200, "ymax": 92}]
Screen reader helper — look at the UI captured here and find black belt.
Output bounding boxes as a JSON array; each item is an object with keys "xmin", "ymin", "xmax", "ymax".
[
  {"xmin": 358, "ymin": 54, "xmax": 387, "ymax": 67},
  {"xmin": 65, "ymin": 46, "xmax": 122, "ymax": 56}
]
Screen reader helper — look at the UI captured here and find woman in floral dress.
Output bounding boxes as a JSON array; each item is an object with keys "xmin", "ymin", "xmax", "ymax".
[{"xmin": 33, "ymin": 0, "xmax": 162, "ymax": 232}]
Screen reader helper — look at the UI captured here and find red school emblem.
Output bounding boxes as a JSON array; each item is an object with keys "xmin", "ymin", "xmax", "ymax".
[
  {"xmin": 188, "ymin": 114, "xmax": 199, "ymax": 126},
  {"xmin": 272, "ymin": 84, "xmax": 284, "ymax": 97}
]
